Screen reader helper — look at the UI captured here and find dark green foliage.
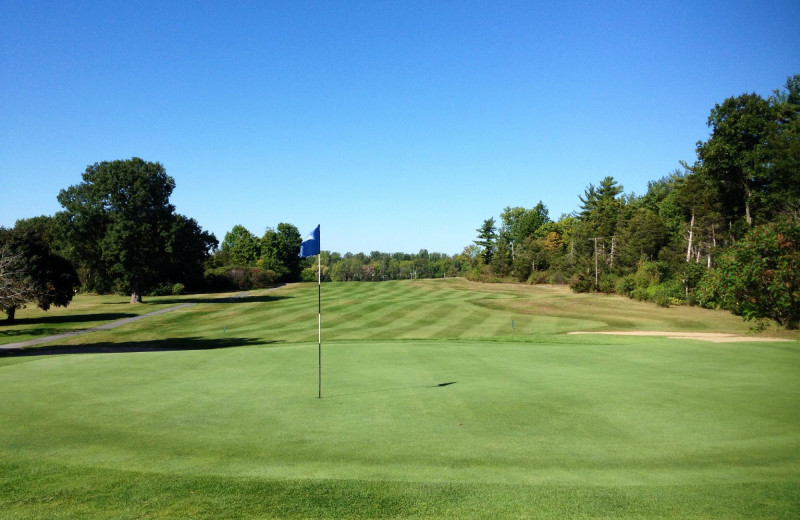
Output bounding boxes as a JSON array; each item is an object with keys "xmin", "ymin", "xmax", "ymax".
[
  {"xmin": 569, "ymin": 272, "xmax": 595, "ymax": 293},
  {"xmin": 578, "ymin": 176, "xmax": 624, "ymax": 237},
  {"xmin": 221, "ymin": 225, "xmax": 260, "ymax": 266},
  {"xmin": 166, "ymin": 215, "xmax": 218, "ymax": 291},
  {"xmin": 57, "ymin": 158, "xmax": 216, "ymax": 302},
  {"xmin": 261, "ymin": 223, "xmax": 303, "ymax": 282},
  {"xmin": 696, "ymin": 76, "xmax": 800, "ymax": 228},
  {"xmin": 698, "ymin": 215, "xmax": 800, "ymax": 329},
  {"xmin": 475, "ymin": 218, "xmax": 497, "ymax": 264},
  {"xmin": 0, "ymin": 226, "xmax": 79, "ymax": 321},
  {"xmin": 203, "ymin": 266, "xmax": 277, "ymax": 291}
]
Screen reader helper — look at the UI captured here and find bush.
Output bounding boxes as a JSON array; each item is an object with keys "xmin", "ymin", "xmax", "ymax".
[
  {"xmin": 649, "ymin": 281, "xmax": 684, "ymax": 308},
  {"xmin": 597, "ymin": 273, "xmax": 618, "ymax": 293},
  {"xmin": 697, "ymin": 215, "xmax": 800, "ymax": 329},
  {"xmin": 615, "ymin": 275, "xmax": 635, "ymax": 296},
  {"xmin": 171, "ymin": 283, "xmax": 185, "ymax": 295},
  {"xmin": 633, "ymin": 260, "xmax": 664, "ymax": 288},
  {"xmin": 547, "ymin": 270, "xmax": 567, "ymax": 285},
  {"xmin": 202, "ymin": 266, "xmax": 277, "ymax": 291},
  {"xmin": 569, "ymin": 272, "xmax": 595, "ymax": 293},
  {"xmin": 250, "ymin": 268, "xmax": 277, "ymax": 289},
  {"xmin": 527, "ymin": 271, "xmax": 549, "ymax": 285}
]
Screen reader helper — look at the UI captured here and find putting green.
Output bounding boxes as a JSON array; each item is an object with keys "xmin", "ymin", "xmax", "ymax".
[
  {"xmin": 3, "ymin": 339, "xmax": 798, "ymax": 485},
  {"xmin": 1, "ymin": 280, "xmax": 798, "ymax": 518}
]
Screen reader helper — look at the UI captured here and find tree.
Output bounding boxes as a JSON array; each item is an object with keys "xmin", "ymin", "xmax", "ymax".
[
  {"xmin": 261, "ymin": 223, "xmax": 303, "ymax": 282},
  {"xmin": 0, "ymin": 227, "xmax": 79, "ymax": 322},
  {"xmin": 475, "ymin": 218, "xmax": 497, "ymax": 264},
  {"xmin": 57, "ymin": 158, "xmax": 214, "ymax": 303},
  {"xmin": 673, "ymin": 170, "xmax": 723, "ymax": 265},
  {"xmin": 616, "ymin": 208, "xmax": 668, "ymax": 267},
  {"xmin": 499, "ymin": 203, "xmax": 550, "ymax": 257},
  {"xmin": 166, "ymin": 215, "xmax": 218, "ymax": 290},
  {"xmin": 767, "ymin": 75, "xmax": 800, "ymax": 216},
  {"xmin": 697, "ymin": 214, "xmax": 800, "ymax": 329},
  {"xmin": 221, "ymin": 225, "xmax": 261, "ymax": 266},
  {"xmin": 578, "ymin": 176, "xmax": 624, "ymax": 238},
  {"xmin": 0, "ymin": 243, "xmax": 37, "ymax": 320},
  {"xmin": 695, "ymin": 92, "xmax": 791, "ymax": 228}
]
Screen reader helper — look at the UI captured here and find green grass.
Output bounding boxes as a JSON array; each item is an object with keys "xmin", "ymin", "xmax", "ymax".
[{"xmin": 1, "ymin": 279, "xmax": 798, "ymax": 518}]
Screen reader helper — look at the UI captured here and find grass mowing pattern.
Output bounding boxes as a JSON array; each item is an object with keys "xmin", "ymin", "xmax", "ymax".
[{"xmin": 1, "ymin": 280, "xmax": 799, "ymax": 518}]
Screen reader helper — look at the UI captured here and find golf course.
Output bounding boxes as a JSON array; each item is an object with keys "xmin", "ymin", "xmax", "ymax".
[{"xmin": 1, "ymin": 279, "xmax": 799, "ymax": 519}]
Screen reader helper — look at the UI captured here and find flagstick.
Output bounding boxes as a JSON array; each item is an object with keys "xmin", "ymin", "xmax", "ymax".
[{"xmin": 317, "ymin": 251, "xmax": 322, "ymax": 399}]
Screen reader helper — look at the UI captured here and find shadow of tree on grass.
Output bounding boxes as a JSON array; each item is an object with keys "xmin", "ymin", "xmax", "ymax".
[
  {"xmin": 104, "ymin": 294, "xmax": 291, "ymax": 305},
  {"xmin": 1, "ymin": 336, "xmax": 275, "ymax": 357},
  {"xmin": 0, "ymin": 313, "xmax": 138, "ymax": 328}
]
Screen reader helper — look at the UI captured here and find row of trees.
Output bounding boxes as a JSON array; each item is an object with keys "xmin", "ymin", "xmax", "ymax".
[
  {"xmin": 467, "ymin": 75, "xmax": 799, "ymax": 328},
  {"xmin": 208, "ymin": 224, "xmax": 463, "ymax": 286},
  {"xmin": 204, "ymin": 223, "xmax": 303, "ymax": 289}
]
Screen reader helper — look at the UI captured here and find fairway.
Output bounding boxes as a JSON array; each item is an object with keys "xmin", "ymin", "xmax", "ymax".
[{"xmin": 1, "ymin": 280, "xmax": 799, "ymax": 519}]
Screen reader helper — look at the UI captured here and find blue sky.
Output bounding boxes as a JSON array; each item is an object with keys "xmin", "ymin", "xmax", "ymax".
[{"xmin": 2, "ymin": 1, "xmax": 798, "ymax": 255}]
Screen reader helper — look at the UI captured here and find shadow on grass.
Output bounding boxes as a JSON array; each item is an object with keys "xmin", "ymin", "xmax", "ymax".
[
  {"xmin": 326, "ymin": 382, "xmax": 457, "ymax": 399},
  {"xmin": 1, "ymin": 336, "xmax": 274, "ymax": 357},
  {"xmin": 0, "ymin": 313, "xmax": 139, "ymax": 328},
  {"xmin": 105, "ymin": 294, "xmax": 291, "ymax": 305}
]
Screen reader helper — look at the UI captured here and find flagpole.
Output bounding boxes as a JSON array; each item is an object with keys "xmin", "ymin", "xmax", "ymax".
[{"xmin": 317, "ymin": 250, "xmax": 321, "ymax": 399}]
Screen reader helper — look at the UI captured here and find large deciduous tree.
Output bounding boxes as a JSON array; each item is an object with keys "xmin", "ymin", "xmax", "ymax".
[
  {"xmin": 57, "ymin": 158, "xmax": 215, "ymax": 303},
  {"xmin": 696, "ymin": 77, "xmax": 800, "ymax": 230}
]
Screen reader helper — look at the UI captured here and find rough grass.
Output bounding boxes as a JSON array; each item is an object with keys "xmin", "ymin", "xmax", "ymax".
[{"xmin": 1, "ymin": 279, "xmax": 798, "ymax": 518}]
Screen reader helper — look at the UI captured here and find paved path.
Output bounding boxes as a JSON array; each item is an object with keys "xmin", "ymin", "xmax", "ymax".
[
  {"xmin": 0, "ymin": 289, "xmax": 264, "ymax": 353},
  {"xmin": 0, "ymin": 303, "xmax": 196, "ymax": 352}
]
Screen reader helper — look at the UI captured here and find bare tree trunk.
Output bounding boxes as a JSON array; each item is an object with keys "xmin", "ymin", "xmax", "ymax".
[
  {"xmin": 708, "ymin": 225, "xmax": 716, "ymax": 268},
  {"xmin": 130, "ymin": 289, "xmax": 143, "ymax": 304},
  {"xmin": 744, "ymin": 186, "xmax": 753, "ymax": 227},
  {"xmin": 686, "ymin": 210, "xmax": 695, "ymax": 262},
  {"xmin": 609, "ymin": 236, "xmax": 616, "ymax": 269}
]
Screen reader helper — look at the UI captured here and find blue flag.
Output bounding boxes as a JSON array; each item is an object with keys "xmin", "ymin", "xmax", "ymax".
[{"xmin": 299, "ymin": 225, "xmax": 320, "ymax": 257}]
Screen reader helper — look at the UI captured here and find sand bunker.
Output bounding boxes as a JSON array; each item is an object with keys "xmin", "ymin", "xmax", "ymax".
[{"xmin": 567, "ymin": 331, "xmax": 793, "ymax": 343}]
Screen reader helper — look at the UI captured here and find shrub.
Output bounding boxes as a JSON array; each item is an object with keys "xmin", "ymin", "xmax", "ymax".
[
  {"xmin": 569, "ymin": 272, "xmax": 595, "ymax": 293},
  {"xmin": 527, "ymin": 271, "xmax": 549, "ymax": 285},
  {"xmin": 615, "ymin": 275, "xmax": 635, "ymax": 296},
  {"xmin": 649, "ymin": 281, "xmax": 683, "ymax": 308},
  {"xmin": 597, "ymin": 273, "xmax": 618, "ymax": 293},
  {"xmin": 633, "ymin": 260, "xmax": 664, "ymax": 288},
  {"xmin": 147, "ymin": 282, "xmax": 174, "ymax": 297},
  {"xmin": 697, "ymin": 215, "xmax": 799, "ymax": 329},
  {"xmin": 547, "ymin": 270, "xmax": 566, "ymax": 285}
]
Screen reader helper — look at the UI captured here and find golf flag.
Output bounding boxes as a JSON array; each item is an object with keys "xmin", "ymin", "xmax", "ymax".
[
  {"xmin": 300, "ymin": 225, "xmax": 320, "ymax": 258},
  {"xmin": 299, "ymin": 225, "xmax": 323, "ymax": 398}
]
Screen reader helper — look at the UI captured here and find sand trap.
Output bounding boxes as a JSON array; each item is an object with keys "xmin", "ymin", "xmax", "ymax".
[{"xmin": 567, "ymin": 331, "xmax": 793, "ymax": 343}]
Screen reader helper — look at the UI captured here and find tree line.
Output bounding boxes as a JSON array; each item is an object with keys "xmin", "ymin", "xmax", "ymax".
[
  {"xmin": 2, "ymin": 75, "xmax": 797, "ymax": 328},
  {"xmin": 466, "ymin": 75, "xmax": 799, "ymax": 329}
]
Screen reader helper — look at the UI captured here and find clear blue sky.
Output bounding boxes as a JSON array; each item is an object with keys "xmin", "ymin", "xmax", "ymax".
[{"xmin": 2, "ymin": 1, "xmax": 798, "ymax": 255}]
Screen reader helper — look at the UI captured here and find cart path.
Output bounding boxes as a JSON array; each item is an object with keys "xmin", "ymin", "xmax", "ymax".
[{"xmin": 0, "ymin": 290, "xmax": 260, "ymax": 352}]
